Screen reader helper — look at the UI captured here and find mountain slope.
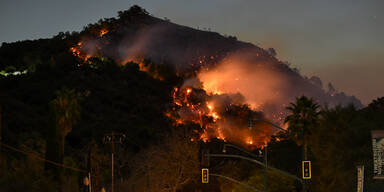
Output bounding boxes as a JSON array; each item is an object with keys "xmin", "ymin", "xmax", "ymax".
[
  {"xmin": 68, "ymin": 5, "xmax": 363, "ymax": 110},
  {"xmin": 0, "ymin": 5, "xmax": 363, "ymax": 112}
]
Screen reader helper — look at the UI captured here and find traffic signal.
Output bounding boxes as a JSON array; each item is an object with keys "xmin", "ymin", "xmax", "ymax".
[
  {"xmin": 202, "ymin": 168, "xmax": 209, "ymax": 183},
  {"xmin": 302, "ymin": 161, "xmax": 311, "ymax": 179}
]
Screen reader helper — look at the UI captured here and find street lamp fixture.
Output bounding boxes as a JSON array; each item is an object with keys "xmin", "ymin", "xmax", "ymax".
[
  {"xmin": 222, "ymin": 143, "xmax": 260, "ymax": 159},
  {"xmin": 249, "ymin": 116, "xmax": 287, "ymax": 133}
]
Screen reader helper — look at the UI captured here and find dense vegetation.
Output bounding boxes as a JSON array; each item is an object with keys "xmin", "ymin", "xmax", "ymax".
[{"xmin": 0, "ymin": 5, "xmax": 383, "ymax": 192}]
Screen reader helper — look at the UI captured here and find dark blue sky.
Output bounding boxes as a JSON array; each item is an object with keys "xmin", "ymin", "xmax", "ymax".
[{"xmin": 1, "ymin": 0, "xmax": 383, "ymax": 104}]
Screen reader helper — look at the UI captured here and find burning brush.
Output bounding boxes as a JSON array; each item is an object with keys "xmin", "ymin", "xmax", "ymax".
[{"xmin": 168, "ymin": 86, "xmax": 274, "ymax": 149}]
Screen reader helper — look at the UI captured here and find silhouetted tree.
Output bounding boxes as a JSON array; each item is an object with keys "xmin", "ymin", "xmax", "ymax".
[
  {"xmin": 50, "ymin": 88, "xmax": 81, "ymax": 158},
  {"xmin": 45, "ymin": 88, "xmax": 82, "ymax": 181},
  {"xmin": 122, "ymin": 130, "xmax": 200, "ymax": 192},
  {"xmin": 285, "ymin": 96, "xmax": 320, "ymax": 159}
]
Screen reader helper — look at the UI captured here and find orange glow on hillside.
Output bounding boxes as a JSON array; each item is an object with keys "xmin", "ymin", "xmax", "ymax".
[
  {"xmin": 167, "ymin": 85, "xmax": 274, "ymax": 150},
  {"xmin": 99, "ymin": 29, "xmax": 109, "ymax": 37}
]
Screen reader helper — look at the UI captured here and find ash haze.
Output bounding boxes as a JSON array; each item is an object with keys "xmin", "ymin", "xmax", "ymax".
[{"xmin": 1, "ymin": 0, "xmax": 383, "ymax": 104}]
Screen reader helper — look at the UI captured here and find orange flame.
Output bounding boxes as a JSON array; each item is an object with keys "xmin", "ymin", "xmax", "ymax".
[
  {"xmin": 70, "ymin": 41, "xmax": 92, "ymax": 61},
  {"xmin": 99, "ymin": 29, "xmax": 109, "ymax": 37},
  {"xmin": 165, "ymin": 85, "xmax": 274, "ymax": 149}
]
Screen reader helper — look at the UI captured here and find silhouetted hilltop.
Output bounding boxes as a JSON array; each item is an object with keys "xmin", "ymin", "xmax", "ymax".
[
  {"xmin": 74, "ymin": 5, "xmax": 363, "ymax": 108},
  {"xmin": 0, "ymin": 5, "xmax": 363, "ymax": 109}
]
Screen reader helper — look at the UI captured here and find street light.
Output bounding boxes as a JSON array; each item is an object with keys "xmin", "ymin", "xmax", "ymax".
[
  {"xmin": 222, "ymin": 143, "xmax": 260, "ymax": 159},
  {"xmin": 248, "ymin": 116, "xmax": 288, "ymax": 192},
  {"xmin": 249, "ymin": 116, "xmax": 287, "ymax": 133},
  {"xmin": 249, "ymin": 115, "xmax": 308, "ymax": 192},
  {"xmin": 222, "ymin": 143, "xmax": 268, "ymax": 192},
  {"xmin": 202, "ymin": 114, "xmax": 304, "ymax": 191}
]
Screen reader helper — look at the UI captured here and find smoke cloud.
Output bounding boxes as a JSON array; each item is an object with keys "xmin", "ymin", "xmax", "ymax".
[
  {"xmin": 67, "ymin": 11, "xmax": 366, "ymax": 149},
  {"xmin": 198, "ymin": 51, "xmax": 288, "ymax": 110},
  {"xmin": 71, "ymin": 12, "xmax": 363, "ymax": 146}
]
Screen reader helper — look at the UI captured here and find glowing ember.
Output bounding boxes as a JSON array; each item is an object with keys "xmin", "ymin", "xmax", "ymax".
[
  {"xmin": 70, "ymin": 41, "xmax": 92, "ymax": 61},
  {"xmin": 68, "ymin": 30, "xmax": 284, "ymax": 150},
  {"xmin": 99, "ymin": 29, "xmax": 109, "ymax": 37},
  {"xmin": 166, "ymin": 85, "xmax": 274, "ymax": 149},
  {"xmin": 196, "ymin": 51, "xmax": 294, "ymax": 124},
  {"xmin": 246, "ymin": 137, "xmax": 254, "ymax": 145},
  {"xmin": 70, "ymin": 28, "xmax": 110, "ymax": 61}
]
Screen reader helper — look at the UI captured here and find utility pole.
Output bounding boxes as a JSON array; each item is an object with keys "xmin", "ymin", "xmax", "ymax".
[
  {"xmin": 264, "ymin": 145, "xmax": 267, "ymax": 192},
  {"xmin": 103, "ymin": 132, "xmax": 125, "ymax": 192}
]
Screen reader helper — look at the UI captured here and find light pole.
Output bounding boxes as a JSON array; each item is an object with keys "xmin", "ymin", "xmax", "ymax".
[
  {"xmin": 248, "ymin": 115, "xmax": 287, "ymax": 191},
  {"xmin": 216, "ymin": 143, "xmax": 303, "ymax": 192},
  {"xmin": 210, "ymin": 173, "xmax": 262, "ymax": 192},
  {"xmin": 222, "ymin": 143, "xmax": 260, "ymax": 159},
  {"xmin": 207, "ymin": 153, "xmax": 302, "ymax": 182},
  {"xmin": 222, "ymin": 143, "xmax": 268, "ymax": 192},
  {"xmin": 248, "ymin": 116, "xmax": 287, "ymax": 133},
  {"xmin": 249, "ymin": 116, "xmax": 308, "ymax": 192},
  {"xmin": 103, "ymin": 132, "xmax": 125, "ymax": 192},
  {"xmin": 248, "ymin": 117, "xmax": 273, "ymax": 192}
]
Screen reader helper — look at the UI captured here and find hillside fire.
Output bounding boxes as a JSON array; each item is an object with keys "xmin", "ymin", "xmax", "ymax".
[
  {"xmin": 67, "ymin": 16, "xmax": 362, "ymax": 151},
  {"xmin": 70, "ymin": 38, "xmax": 281, "ymax": 149},
  {"xmin": 99, "ymin": 28, "xmax": 109, "ymax": 37},
  {"xmin": 169, "ymin": 85, "xmax": 273, "ymax": 149}
]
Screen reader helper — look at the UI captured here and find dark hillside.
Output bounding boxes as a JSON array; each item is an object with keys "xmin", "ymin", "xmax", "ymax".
[{"xmin": 0, "ymin": 5, "xmax": 379, "ymax": 192}]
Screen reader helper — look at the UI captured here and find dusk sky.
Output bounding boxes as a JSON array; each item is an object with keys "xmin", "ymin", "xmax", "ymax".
[{"xmin": 1, "ymin": 0, "xmax": 383, "ymax": 104}]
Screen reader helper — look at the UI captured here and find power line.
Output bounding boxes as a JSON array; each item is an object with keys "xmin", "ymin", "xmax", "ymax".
[
  {"xmin": 1, "ymin": 142, "xmax": 88, "ymax": 173},
  {"xmin": 210, "ymin": 173, "xmax": 262, "ymax": 192}
]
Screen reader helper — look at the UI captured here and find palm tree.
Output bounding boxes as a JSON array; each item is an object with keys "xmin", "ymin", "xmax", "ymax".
[
  {"xmin": 284, "ymin": 96, "xmax": 320, "ymax": 160},
  {"xmin": 285, "ymin": 96, "xmax": 320, "ymax": 192},
  {"xmin": 50, "ymin": 88, "xmax": 82, "ymax": 160}
]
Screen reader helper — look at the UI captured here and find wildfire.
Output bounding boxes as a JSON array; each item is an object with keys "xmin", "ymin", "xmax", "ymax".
[
  {"xmin": 206, "ymin": 102, "xmax": 220, "ymax": 122},
  {"xmin": 197, "ymin": 53, "xmax": 289, "ymax": 124},
  {"xmin": 70, "ymin": 41, "xmax": 92, "ymax": 61},
  {"xmin": 167, "ymin": 85, "xmax": 274, "ymax": 149},
  {"xmin": 99, "ymin": 28, "xmax": 109, "ymax": 37},
  {"xmin": 69, "ymin": 28, "xmax": 110, "ymax": 61},
  {"xmin": 70, "ymin": 42, "xmax": 82, "ymax": 58},
  {"xmin": 68, "ymin": 28, "xmax": 285, "ymax": 150},
  {"xmin": 246, "ymin": 137, "xmax": 254, "ymax": 145}
]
